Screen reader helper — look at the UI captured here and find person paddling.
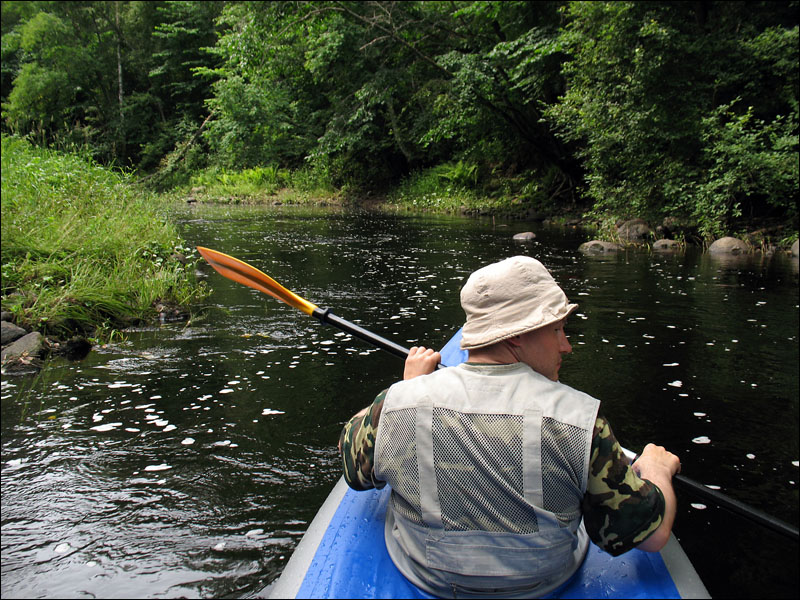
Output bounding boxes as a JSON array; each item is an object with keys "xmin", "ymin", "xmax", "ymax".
[{"xmin": 339, "ymin": 255, "xmax": 681, "ymax": 599}]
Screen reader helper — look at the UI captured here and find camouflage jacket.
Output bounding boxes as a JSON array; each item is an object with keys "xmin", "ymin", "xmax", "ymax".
[{"xmin": 339, "ymin": 388, "xmax": 665, "ymax": 557}]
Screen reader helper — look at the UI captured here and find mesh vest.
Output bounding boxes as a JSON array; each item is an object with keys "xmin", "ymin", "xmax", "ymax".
[{"xmin": 374, "ymin": 362, "xmax": 600, "ymax": 598}]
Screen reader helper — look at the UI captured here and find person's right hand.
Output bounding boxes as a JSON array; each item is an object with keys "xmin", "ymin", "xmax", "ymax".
[{"xmin": 404, "ymin": 346, "xmax": 440, "ymax": 380}]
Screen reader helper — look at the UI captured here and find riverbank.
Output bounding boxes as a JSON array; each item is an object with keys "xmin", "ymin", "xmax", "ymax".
[
  {"xmin": 169, "ymin": 179, "xmax": 799, "ymax": 254},
  {"xmin": 3, "ymin": 139, "xmax": 796, "ymax": 374},
  {"xmin": 1, "ymin": 136, "xmax": 209, "ymax": 373}
]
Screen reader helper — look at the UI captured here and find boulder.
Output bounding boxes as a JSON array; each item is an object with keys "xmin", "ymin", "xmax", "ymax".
[
  {"xmin": 652, "ymin": 239, "xmax": 682, "ymax": 252},
  {"xmin": 513, "ymin": 232, "xmax": 536, "ymax": 242},
  {"xmin": 1, "ymin": 331, "xmax": 49, "ymax": 371},
  {"xmin": 579, "ymin": 240, "xmax": 623, "ymax": 254},
  {"xmin": 792, "ymin": 240, "xmax": 799, "ymax": 257},
  {"xmin": 708, "ymin": 237, "xmax": 750, "ymax": 255},
  {"xmin": 1, "ymin": 321, "xmax": 27, "ymax": 346},
  {"xmin": 617, "ymin": 219, "xmax": 652, "ymax": 243}
]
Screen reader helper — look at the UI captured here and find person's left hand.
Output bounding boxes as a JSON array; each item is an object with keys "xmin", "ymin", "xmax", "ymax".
[{"xmin": 404, "ymin": 346, "xmax": 440, "ymax": 380}]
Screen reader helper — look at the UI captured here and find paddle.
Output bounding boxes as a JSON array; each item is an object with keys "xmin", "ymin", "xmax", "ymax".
[
  {"xmin": 196, "ymin": 246, "xmax": 419, "ymax": 362},
  {"xmin": 196, "ymin": 246, "xmax": 798, "ymax": 542}
]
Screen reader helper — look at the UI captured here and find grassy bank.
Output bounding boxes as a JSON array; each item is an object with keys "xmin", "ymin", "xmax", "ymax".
[
  {"xmin": 170, "ymin": 164, "xmax": 341, "ymax": 206},
  {"xmin": 1, "ymin": 135, "xmax": 207, "ymax": 341},
  {"xmin": 169, "ymin": 162, "xmax": 798, "ymax": 250},
  {"xmin": 168, "ymin": 161, "xmax": 566, "ymax": 218},
  {"xmin": 384, "ymin": 162, "xmax": 573, "ymax": 218}
]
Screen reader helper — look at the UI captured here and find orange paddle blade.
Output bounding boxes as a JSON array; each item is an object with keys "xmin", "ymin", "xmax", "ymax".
[{"xmin": 197, "ymin": 247, "xmax": 318, "ymax": 316}]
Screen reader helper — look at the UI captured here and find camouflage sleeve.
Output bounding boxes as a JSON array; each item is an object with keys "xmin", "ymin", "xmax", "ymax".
[
  {"xmin": 339, "ymin": 389, "xmax": 388, "ymax": 491},
  {"xmin": 582, "ymin": 415, "xmax": 666, "ymax": 557}
]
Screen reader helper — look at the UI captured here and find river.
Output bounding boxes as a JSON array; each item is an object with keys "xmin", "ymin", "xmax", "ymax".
[{"xmin": 2, "ymin": 205, "xmax": 798, "ymax": 598}]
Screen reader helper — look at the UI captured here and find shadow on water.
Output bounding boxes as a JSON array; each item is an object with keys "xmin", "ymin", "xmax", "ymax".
[{"xmin": 2, "ymin": 205, "xmax": 797, "ymax": 598}]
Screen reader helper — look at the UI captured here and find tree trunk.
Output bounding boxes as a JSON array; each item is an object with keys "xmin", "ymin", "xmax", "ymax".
[
  {"xmin": 115, "ymin": 1, "xmax": 125, "ymax": 160},
  {"xmin": 386, "ymin": 98, "xmax": 412, "ymax": 167}
]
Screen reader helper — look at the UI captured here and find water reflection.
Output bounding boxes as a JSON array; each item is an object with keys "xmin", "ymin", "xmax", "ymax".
[{"xmin": 2, "ymin": 206, "xmax": 797, "ymax": 599}]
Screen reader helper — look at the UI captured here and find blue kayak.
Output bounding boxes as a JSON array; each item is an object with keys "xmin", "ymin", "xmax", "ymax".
[{"xmin": 265, "ymin": 331, "xmax": 709, "ymax": 599}]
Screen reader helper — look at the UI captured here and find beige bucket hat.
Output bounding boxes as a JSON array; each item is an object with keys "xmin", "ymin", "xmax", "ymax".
[{"xmin": 460, "ymin": 256, "xmax": 578, "ymax": 350}]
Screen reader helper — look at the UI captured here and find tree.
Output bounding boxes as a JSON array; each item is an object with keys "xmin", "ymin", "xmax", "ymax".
[
  {"xmin": 203, "ymin": 1, "xmax": 576, "ymax": 191},
  {"xmin": 545, "ymin": 1, "xmax": 798, "ymax": 238},
  {"xmin": 1, "ymin": 1, "xmax": 221, "ymax": 170}
]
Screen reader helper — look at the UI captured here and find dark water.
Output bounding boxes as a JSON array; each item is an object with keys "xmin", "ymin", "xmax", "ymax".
[{"xmin": 2, "ymin": 205, "xmax": 798, "ymax": 599}]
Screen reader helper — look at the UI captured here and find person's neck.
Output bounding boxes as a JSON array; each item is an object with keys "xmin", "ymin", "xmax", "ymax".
[{"xmin": 467, "ymin": 344, "xmax": 518, "ymax": 365}]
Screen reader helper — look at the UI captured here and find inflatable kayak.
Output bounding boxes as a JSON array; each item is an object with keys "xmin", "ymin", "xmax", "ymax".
[{"xmin": 265, "ymin": 330, "xmax": 710, "ymax": 599}]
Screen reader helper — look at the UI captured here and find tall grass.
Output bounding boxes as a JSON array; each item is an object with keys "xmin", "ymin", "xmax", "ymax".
[
  {"xmin": 388, "ymin": 162, "xmax": 508, "ymax": 213},
  {"xmin": 1, "ymin": 135, "xmax": 207, "ymax": 340},
  {"xmin": 180, "ymin": 163, "xmax": 337, "ymax": 204},
  {"xmin": 189, "ymin": 165, "xmax": 291, "ymax": 196}
]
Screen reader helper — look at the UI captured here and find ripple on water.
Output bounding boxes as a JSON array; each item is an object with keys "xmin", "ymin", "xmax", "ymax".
[{"xmin": 143, "ymin": 464, "xmax": 172, "ymax": 472}]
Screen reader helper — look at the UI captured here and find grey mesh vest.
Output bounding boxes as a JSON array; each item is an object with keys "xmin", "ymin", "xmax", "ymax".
[{"xmin": 374, "ymin": 362, "xmax": 600, "ymax": 599}]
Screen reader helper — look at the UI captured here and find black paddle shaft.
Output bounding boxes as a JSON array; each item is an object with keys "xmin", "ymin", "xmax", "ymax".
[
  {"xmin": 312, "ymin": 308, "xmax": 445, "ymax": 368},
  {"xmin": 313, "ymin": 308, "xmax": 412, "ymax": 360},
  {"xmin": 314, "ymin": 306, "xmax": 797, "ymax": 541},
  {"xmin": 675, "ymin": 474, "xmax": 799, "ymax": 541},
  {"xmin": 625, "ymin": 448, "xmax": 799, "ymax": 542}
]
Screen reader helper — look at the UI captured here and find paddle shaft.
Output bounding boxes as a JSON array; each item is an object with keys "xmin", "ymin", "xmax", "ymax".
[
  {"xmin": 674, "ymin": 473, "xmax": 798, "ymax": 540},
  {"xmin": 322, "ymin": 308, "xmax": 799, "ymax": 540},
  {"xmin": 312, "ymin": 307, "xmax": 447, "ymax": 370},
  {"xmin": 313, "ymin": 308, "xmax": 410, "ymax": 360},
  {"xmin": 316, "ymin": 307, "xmax": 800, "ymax": 539},
  {"xmin": 622, "ymin": 448, "xmax": 798, "ymax": 541}
]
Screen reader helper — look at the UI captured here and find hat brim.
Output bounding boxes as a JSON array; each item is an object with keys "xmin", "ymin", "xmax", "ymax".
[{"xmin": 460, "ymin": 303, "xmax": 578, "ymax": 350}]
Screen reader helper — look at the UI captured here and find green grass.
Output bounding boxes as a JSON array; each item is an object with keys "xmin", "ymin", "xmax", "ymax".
[
  {"xmin": 177, "ymin": 164, "xmax": 338, "ymax": 205},
  {"xmin": 167, "ymin": 159, "xmax": 566, "ymax": 218},
  {"xmin": 189, "ymin": 164, "xmax": 291, "ymax": 196},
  {"xmin": 386, "ymin": 163, "xmax": 541, "ymax": 216},
  {"xmin": 1, "ymin": 135, "xmax": 208, "ymax": 340}
]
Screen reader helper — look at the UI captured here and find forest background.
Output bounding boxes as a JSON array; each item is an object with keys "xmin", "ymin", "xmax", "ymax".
[{"xmin": 2, "ymin": 0, "xmax": 798, "ymax": 244}]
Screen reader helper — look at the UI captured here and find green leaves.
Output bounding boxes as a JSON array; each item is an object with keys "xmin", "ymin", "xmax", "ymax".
[
  {"xmin": 546, "ymin": 0, "xmax": 798, "ymax": 238},
  {"xmin": 18, "ymin": 11, "xmax": 70, "ymax": 57},
  {"xmin": 694, "ymin": 101, "xmax": 799, "ymax": 237},
  {"xmin": 1, "ymin": 1, "xmax": 796, "ymax": 238},
  {"xmin": 5, "ymin": 63, "xmax": 73, "ymax": 129},
  {"xmin": 201, "ymin": 1, "xmax": 572, "ymax": 188}
]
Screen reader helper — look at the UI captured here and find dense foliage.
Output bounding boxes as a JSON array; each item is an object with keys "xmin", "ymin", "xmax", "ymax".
[
  {"xmin": 2, "ymin": 1, "xmax": 797, "ymax": 239},
  {"xmin": 1, "ymin": 0, "xmax": 222, "ymax": 171},
  {"xmin": 546, "ymin": 1, "xmax": 799, "ymax": 237}
]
